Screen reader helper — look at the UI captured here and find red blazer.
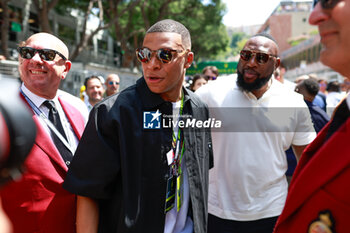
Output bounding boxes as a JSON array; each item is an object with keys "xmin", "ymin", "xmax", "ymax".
[
  {"xmin": 0, "ymin": 96, "xmax": 85, "ymax": 233},
  {"xmin": 274, "ymin": 118, "xmax": 350, "ymax": 233}
]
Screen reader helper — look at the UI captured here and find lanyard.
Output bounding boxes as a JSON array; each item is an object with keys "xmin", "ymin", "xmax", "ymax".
[
  {"xmin": 165, "ymin": 94, "xmax": 186, "ymax": 213},
  {"xmin": 20, "ymin": 89, "xmax": 74, "ymax": 154},
  {"xmin": 170, "ymin": 94, "xmax": 185, "ymax": 176}
]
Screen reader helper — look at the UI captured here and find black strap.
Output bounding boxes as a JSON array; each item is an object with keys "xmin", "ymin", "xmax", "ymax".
[
  {"xmin": 325, "ymin": 99, "xmax": 350, "ymax": 141},
  {"xmin": 43, "ymin": 100, "xmax": 73, "ymax": 164}
]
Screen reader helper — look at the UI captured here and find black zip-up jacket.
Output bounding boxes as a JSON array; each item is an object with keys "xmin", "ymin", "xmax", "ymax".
[{"xmin": 64, "ymin": 77, "xmax": 213, "ymax": 233}]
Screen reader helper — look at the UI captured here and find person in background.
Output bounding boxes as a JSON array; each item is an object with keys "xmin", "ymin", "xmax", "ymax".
[
  {"xmin": 84, "ymin": 75, "xmax": 105, "ymax": 112},
  {"xmin": 190, "ymin": 74, "xmax": 208, "ymax": 92},
  {"xmin": 203, "ymin": 65, "xmax": 219, "ymax": 81},
  {"xmin": 308, "ymin": 74, "xmax": 327, "ymax": 112},
  {"xmin": 273, "ymin": 62, "xmax": 296, "ymax": 91},
  {"xmin": 105, "ymin": 73, "xmax": 120, "ymax": 97},
  {"xmin": 340, "ymin": 77, "xmax": 350, "ymax": 94},
  {"xmin": 196, "ymin": 33, "xmax": 316, "ymax": 233},
  {"xmin": 63, "ymin": 19, "xmax": 213, "ymax": 233},
  {"xmin": 0, "ymin": 32, "xmax": 88, "ymax": 233},
  {"xmin": 274, "ymin": 0, "xmax": 350, "ymax": 232},
  {"xmin": 295, "ymin": 78, "xmax": 330, "ymax": 133},
  {"xmin": 318, "ymin": 78, "xmax": 328, "ymax": 94},
  {"xmin": 326, "ymin": 81, "xmax": 344, "ymax": 116}
]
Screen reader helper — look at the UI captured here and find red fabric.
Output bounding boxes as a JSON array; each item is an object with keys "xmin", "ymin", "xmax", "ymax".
[
  {"xmin": 274, "ymin": 119, "xmax": 350, "ymax": 233},
  {"xmin": 0, "ymin": 95, "xmax": 85, "ymax": 233}
]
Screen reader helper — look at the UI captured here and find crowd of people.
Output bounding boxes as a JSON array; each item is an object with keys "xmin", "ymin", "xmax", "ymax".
[{"xmin": 0, "ymin": 0, "xmax": 350, "ymax": 232}]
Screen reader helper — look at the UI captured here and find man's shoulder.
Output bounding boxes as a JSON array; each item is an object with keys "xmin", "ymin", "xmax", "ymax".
[
  {"xmin": 196, "ymin": 75, "xmax": 237, "ymax": 97},
  {"xmin": 58, "ymin": 90, "xmax": 89, "ymax": 119},
  {"xmin": 186, "ymin": 88, "xmax": 208, "ymax": 108},
  {"xmin": 95, "ymin": 83, "xmax": 139, "ymax": 110}
]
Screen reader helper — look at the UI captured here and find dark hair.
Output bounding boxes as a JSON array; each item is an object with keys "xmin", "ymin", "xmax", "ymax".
[
  {"xmin": 327, "ymin": 81, "xmax": 340, "ymax": 92},
  {"xmin": 302, "ymin": 78, "xmax": 319, "ymax": 96},
  {"xmin": 202, "ymin": 66, "xmax": 219, "ymax": 76},
  {"xmin": 146, "ymin": 19, "xmax": 191, "ymax": 49},
  {"xmin": 189, "ymin": 74, "xmax": 209, "ymax": 91},
  {"xmin": 84, "ymin": 75, "xmax": 102, "ymax": 88}
]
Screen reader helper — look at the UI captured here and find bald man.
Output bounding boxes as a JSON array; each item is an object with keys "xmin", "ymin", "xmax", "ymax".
[
  {"xmin": 196, "ymin": 33, "xmax": 316, "ymax": 233},
  {"xmin": 105, "ymin": 73, "xmax": 120, "ymax": 96},
  {"xmin": 0, "ymin": 33, "xmax": 88, "ymax": 233}
]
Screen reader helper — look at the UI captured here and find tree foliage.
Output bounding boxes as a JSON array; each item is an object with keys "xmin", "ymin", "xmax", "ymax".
[
  {"xmin": 230, "ymin": 31, "xmax": 248, "ymax": 56},
  {"xmin": 0, "ymin": 0, "xmax": 11, "ymax": 58},
  {"xmin": 1, "ymin": 0, "xmax": 229, "ymax": 66}
]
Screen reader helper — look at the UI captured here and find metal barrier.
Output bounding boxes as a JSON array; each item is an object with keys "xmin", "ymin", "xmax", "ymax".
[{"xmin": 0, "ymin": 60, "xmax": 19, "ymax": 79}]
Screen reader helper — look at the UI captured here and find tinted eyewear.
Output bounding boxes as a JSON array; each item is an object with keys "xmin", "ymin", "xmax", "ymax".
[
  {"xmin": 136, "ymin": 47, "xmax": 184, "ymax": 64},
  {"xmin": 108, "ymin": 81, "xmax": 119, "ymax": 85},
  {"xmin": 240, "ymin": 50, "xmax": 277, "ymax": 64},
  {"xmin": 18, "ymin": 47, "xmax": 67, "ymax": 61},
  {"xmin": 313, "ymin": 0, "xmax": 340, "ymax": 9},
  {"xmin": 207, "ymin": 76, "xmax": 217, "ymax": 80}
]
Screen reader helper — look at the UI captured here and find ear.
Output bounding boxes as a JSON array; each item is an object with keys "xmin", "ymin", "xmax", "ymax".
[
  {"xmin": 184, "ymin": 52, "xmax": 194, "ymax": 69},
  {"xmin": 61, "ymin": 60, "xmax": 72, "ymax": 80},
  {"xmin": 275, "ymin": 57, "xmax": 281, "ymax": 69}
]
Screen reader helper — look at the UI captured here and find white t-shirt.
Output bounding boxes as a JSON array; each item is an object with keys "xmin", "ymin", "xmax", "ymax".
[
  {"xmin": 196, "ymin": 77, "xmax": 316, "ymax": 221},
  {"xmin": 326, "ymin": 91, "xmax": 345, "ymax": 117}
]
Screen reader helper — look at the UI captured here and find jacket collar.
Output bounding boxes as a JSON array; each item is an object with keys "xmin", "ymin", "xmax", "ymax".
[{"xmin": 20, "ymin": 92, "xmax": 85, "ymax": 171}]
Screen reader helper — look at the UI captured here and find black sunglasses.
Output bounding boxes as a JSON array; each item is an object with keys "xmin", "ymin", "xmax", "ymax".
[
  {"xmin": 108, "ymin": 81, "xmax": 119, "ymax": 85},
  {"xmin": 240, "ymin": 50, "xmax": 277, "ymax": 64},
  {"xmin": 313, "ymin": 0, "xmax": 340, "ymax": 9},
  {"xmin": 17, "ymin": 47, "xmax": 67, "ymax": 61},
  {"xmin": 136, "ymin": 47, "xmax": 184, "ymax": 64}
]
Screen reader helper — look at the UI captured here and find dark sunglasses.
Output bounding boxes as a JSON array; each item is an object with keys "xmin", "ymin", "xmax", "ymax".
[
  {"xmin": 313, "ymin": 0, "xmax": 340, "ymax": 9},
  {"xmin": 108, "ymin": 81, "xmax": 119, "ymax": 85},
  {"xmin": 17, "ymin": 47, "xmax": 67, "ymax": 61},
  {"xmin": 136, "ymin": 47, "xmax": 184, "ymax": 64},
  {"xmin": 240, "ymin": 50, "xmax": 277, "ymax": 64}
]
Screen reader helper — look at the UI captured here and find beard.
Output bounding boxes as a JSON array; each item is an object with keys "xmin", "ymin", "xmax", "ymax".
[{"xmin": 236, "ymin": 69, "xmax": 273, "ymax": 92}]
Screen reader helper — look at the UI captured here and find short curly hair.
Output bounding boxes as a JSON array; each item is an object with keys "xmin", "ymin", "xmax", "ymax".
[{"xmin": 146, "ymin": 19, "xmax": 191, "ymax": 50}]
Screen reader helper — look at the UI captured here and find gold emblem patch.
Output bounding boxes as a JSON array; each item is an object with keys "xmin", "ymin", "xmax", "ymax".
[{"xmin": 308, "ymin": 210, "xmax": 335, "ymax": 233}]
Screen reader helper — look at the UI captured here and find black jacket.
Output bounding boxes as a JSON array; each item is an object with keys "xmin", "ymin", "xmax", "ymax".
[{"xmin": 64, "ymin": 77, "xmax": 213, "ymax": 233}]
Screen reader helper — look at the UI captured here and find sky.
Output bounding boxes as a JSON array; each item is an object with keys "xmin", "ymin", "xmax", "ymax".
[{"xmin": 221, "ymin": 0, "xmax": 281, "ymax": 28}]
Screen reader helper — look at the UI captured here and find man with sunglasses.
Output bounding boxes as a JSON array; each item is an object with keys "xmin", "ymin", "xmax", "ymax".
[
  {"xmin": 202, "ymin": 66, "xmax": 219, "ymax": 81},
  {"xmin": 196, "ymin": 33, "xmax": 316, "ymax": 233},
  {"xmin": 63, "ymin": 19, "xmax": 213, "ymax": 233},
  {"xmin": 274, "ymin": 0, "xmax": 350, "ymax": 232},
  {"xmin": 0, "ymin": 32, "xmax": 88, "ymax": 233},
  {"xmin": 105, "ymin": 73, "xmax": 120, "ymax": 97}
]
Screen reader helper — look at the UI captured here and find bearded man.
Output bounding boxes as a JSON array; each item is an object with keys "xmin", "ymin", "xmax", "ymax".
[{"xmin": 196, "ymin": 33, "xmax": 316, "ymax": 233}]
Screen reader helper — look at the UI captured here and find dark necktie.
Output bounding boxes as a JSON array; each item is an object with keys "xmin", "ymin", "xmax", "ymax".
[
  {"xmin": 43, "ymin": 100, "xmax": 73, "ymax": 165},
  {"xmin": 325, "ymin": 99, "xmax": 350, "ymax": 141}
]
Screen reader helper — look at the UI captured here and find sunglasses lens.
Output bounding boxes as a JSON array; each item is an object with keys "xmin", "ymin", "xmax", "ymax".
[
  {"xmin": 40, "ymin": 50, "xmax": 56, "ymax": 61},
  {"xmin": 19, "ymin": 47, "xmax": 35, "ymax": 59},
  {"xmin": 157, "ymin": 49, "xmax": 173, "ymax": 63},
  {"xmin": 314, "ymin": 0, "xmax": 338, "ymax": 9},
  {"xmin": 256, "ymin": 53, "xmax": 270, "ymax": 64},
  {"xmin": 240, "ymin": 50, "xmax": 251, "ymax": 61},
  {"xmin": 324, "ymin": 0, "xmax": 338, "ymax": 8},
  {"xmin": 136, "ymin": 48, "xmax": 151, "ymax": 63}
]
